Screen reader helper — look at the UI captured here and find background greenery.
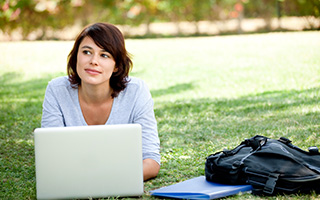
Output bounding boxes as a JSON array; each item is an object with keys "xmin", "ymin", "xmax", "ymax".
[
  {"xmin": 1, "ymin": 0, "xmax": 320, "ymax": 39},
  {"xmin": 1, "ymin": 31, "xmax": 320, "ymax": 199}
]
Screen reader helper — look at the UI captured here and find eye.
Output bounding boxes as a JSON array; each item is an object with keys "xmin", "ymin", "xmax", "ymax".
[
  {"xmin": 101, "ymin": 53, "xmax": 109, "ymax": 58},
  {"xmin": 82, "ymin": 50, "xmax": 91, "ymax": 55}
]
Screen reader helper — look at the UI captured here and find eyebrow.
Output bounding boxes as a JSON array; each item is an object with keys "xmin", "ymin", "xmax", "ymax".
[
  {"xmin": 81, "ymin": 45, "xmax": 92, "ymax": 50},
  {"xmin": 81, "ymin": 45, "xmax": 108, "ymax": 52}
]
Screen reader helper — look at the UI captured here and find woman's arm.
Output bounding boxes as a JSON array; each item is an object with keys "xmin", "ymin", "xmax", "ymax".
[
  {"xmin": 41, "ymin": 82, "xmax": 65, "ymax": 127},
  {"xmin": 129, "ymin": 78, "xmax": 161, "ymax": 180},
  {"xmin": 143, "ymin": 158, "xmax": 160, "ymax": 181}
]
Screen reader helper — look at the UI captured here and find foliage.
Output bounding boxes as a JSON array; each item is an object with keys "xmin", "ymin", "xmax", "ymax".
[
  {"xmin": 1, "ymin": 0, "xmax": 320, "ymax": 39},
  {"xmin": 0, "ymin": 31, "xmax": 320, "ymax": 199},
  {"xmin": 0, "ymin": 0, "xmax": 82, "ymax": 39},
  {"xmin": 282, "ymin": 0, "xmax": 320, "ymax": 17}
]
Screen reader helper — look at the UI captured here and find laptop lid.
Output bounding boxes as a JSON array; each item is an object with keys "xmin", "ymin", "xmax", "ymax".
[{"xmin": 34, "ymin": 124, "xmax": 144, "ymax": 199}]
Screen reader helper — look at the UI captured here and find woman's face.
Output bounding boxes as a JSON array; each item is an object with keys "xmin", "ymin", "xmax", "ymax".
[{"xmin": 76, "ymin": 36, "xmax": 117, "ymax": 87}]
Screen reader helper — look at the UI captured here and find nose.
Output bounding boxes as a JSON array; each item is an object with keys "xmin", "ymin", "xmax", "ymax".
[{"xmin": 90, "ymin": 54, "xmax": 99, "ymax": 66}]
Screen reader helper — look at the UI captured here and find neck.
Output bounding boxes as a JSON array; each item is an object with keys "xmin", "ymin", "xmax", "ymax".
[{"xmin": 78, "ymin": 83, "xmax": 113, "ymax": 105}]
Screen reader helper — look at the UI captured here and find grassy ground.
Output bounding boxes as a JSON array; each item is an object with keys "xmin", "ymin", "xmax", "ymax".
[{"xmin": 0, "ymin": 31, "xmax": 320, "ymax": 199}]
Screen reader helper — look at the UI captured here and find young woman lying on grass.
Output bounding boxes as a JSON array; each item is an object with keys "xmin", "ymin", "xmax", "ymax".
[{"xmin": 41, "ymin": 22, "xmax": 160, "ymax": 181}]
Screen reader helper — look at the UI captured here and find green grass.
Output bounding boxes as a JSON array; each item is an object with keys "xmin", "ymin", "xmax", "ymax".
[{"xmin": 1, "ymin": 31, "xmax": 320, "ymax": 199}]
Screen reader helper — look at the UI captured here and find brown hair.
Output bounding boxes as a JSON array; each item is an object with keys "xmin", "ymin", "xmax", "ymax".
[{"xmin": 67, "ymin": 22, "xmax": 133, "ymax": 98}]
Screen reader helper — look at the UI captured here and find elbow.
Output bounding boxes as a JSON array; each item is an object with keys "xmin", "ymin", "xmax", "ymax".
[{"xmin": 143, "ymin": 158, "xmax": 160, "ymax": 181}]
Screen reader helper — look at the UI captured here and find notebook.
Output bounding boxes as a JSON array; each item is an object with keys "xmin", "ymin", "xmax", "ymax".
[
  {"xmin": 34, "ymin": 124, "xmax": 144, "ymax": 200},
  {"xmin": 150, "ymin": 176, "xmax": 252, "ymax": 200}
]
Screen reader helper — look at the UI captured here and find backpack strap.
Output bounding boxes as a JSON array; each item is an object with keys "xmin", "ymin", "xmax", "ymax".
[
  {"xmin": 263, "ymin": 173, "xmax": 280, "ymax": 194},
  {"xmin": 220, "ymin": 135, "xmax": 268, "ymax": 157},
  {"xmin": 244, "ymin": 135, "xmax": 268, "ymax": 151},
  {"xmin": 230, "ymin": 137, "xmax": 268, "ymax": 175},
  {"xmin": 223, "ymin": 144, "xmax": 247, "ymax": 156},
  {"xmin": 279, "ymin": 137, "xmax": 320, "ymax": 155},
  {"xmin": 277, "ymin": 137, "xmax": 320, "ymax": 173}
]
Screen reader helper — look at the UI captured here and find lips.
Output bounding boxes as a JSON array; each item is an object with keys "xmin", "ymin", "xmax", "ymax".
[{"xmin": 85, "ymin": 68, "xmax": 101, "ymax": 75}]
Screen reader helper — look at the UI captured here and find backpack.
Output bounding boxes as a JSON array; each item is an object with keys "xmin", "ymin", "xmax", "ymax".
[{"xmin": 205, "ymin": 135, "xmax": 320, "ymax": 195}]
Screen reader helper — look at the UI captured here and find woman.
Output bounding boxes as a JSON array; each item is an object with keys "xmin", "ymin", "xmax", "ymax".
[{"xmin": 41, "ymin": 22, "xmax": 160, "ymax": 181}]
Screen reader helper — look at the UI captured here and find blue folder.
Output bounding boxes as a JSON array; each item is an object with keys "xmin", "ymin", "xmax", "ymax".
[{"xmin": 150, "ymin": 176, "xmax": 252, "ymax": 200}]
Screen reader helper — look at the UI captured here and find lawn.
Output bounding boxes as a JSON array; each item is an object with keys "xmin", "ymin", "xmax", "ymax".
[{"xmin": 0, "ymin": 31, "xmax": 320, "ymax": 199}]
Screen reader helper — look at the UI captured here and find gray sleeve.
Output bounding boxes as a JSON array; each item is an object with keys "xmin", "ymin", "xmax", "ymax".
[
  {"xmin": 132, "ymin": 81, "xmax": 161, "ymax": 165},
  {"xmin": 41, "ymin": 82, "xmax": 65, "ymax": 127}
]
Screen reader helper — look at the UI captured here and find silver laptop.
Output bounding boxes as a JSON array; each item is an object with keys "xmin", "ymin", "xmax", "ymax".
[{"xmin": 34, "ymin": 124, "xmax": 144, "ymax": 200}]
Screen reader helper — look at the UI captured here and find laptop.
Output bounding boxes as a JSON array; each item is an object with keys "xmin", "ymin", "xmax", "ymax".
[{"xmin": 34, "ymin": 124, "xmax": 144, "ymax": 200}]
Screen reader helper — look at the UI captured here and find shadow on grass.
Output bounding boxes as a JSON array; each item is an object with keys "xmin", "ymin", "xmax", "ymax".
[
  {"xmin": 151, "ymin": 82, "xmax": 195, "ymax": 98},
  {"xmin": 154, "ymin": 86, "xmax": 320, "ymax": 150},
  {"xmin": 0, "ymin": 72, "xmax": 66, "ymax": 138},
  {"xmin": 0, "ymin": 72, "xmax": 64, "ymax": 199}
]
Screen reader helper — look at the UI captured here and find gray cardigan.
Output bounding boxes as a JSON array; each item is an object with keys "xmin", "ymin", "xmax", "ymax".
[{"xmin": 41, "ymin": 76, "xmax": 160, "ymax": 164}]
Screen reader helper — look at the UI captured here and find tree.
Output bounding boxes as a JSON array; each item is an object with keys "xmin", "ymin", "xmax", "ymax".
[
  {"xmin": 282, "ymin": 0, "xmax": 320, "ymax": 29},
  {"xmin": 0, "ymin": 0, "xmax": 83, "ymax": 40},
  {"xmin": 1, "ymin": 0, "xmax": 319, "ymax": 40}
]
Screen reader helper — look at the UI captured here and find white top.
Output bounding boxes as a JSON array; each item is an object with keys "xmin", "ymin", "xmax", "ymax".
[{"xmin": 41, "ymin": 76, "xmax": 160, "ymax": 164}]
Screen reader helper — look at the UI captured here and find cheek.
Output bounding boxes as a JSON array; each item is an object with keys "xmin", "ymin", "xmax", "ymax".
[
  {"xmin": 76, "ymin": 54, "xmax": 87, "ymax": 71},
  {"xmin": 75, "ymin": 55, "xmax": 84, "ymax": 75},
  {"xmin": 77, "ymin": 54, "xmax": 83, "ymax": 66},
  {"xmin": 108, "ymin": 60, "xmax": 117, "ymax": 71}
]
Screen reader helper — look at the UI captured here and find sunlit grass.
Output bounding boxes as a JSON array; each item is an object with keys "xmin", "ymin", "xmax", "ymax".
[{"xmin": 0, "ymin": 31, "xmax": 320, "ymax": 199}]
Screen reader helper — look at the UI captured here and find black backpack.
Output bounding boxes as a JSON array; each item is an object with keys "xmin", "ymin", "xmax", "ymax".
[{"xmin": 205, "ymin": 135, "xmax": 320, "ymax": 195}]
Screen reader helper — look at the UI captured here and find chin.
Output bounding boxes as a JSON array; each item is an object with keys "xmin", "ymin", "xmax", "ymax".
[{"xmin": 82, "ymin": 78, "xmax": 110, "ymax": 87}]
